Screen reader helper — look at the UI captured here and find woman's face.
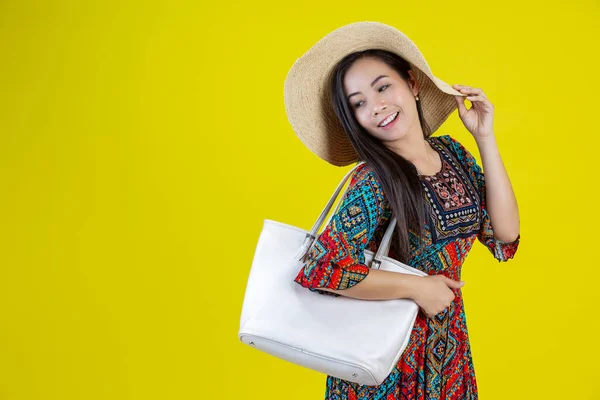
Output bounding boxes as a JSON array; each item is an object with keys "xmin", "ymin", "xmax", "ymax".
[{"xmin": 343, "ymin": 57, "xmax": 420, "ymax": 142}]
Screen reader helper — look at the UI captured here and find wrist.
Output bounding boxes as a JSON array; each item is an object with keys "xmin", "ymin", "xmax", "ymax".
[
  {"xmin": 475, "ymin": 133, "xmax": 496, "ymax": 146},
  {"xmin": 398, "ymin": 274, "xmax": 423, "ymax": 301}
]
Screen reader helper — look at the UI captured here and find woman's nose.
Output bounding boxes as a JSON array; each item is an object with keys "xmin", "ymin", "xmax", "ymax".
[{"xmin": 373, "ymin": 104, "xmax": 387, "ymax": 117}]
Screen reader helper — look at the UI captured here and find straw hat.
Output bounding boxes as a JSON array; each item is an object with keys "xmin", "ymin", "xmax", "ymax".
[{"xmin": 283, "ymin": 21, "xmax": 466, "ymax": 167}]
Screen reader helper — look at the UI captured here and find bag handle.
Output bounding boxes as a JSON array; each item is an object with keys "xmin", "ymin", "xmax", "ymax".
[
  {"xmin": 371, "ymin": 215, "xmax": 397, "ymax": 270},
  {"xmin": 294, "ymin": 162, "xmax": 396, "ymax": 270}
]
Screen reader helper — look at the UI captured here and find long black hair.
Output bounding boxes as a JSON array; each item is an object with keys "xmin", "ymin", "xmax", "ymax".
[{"xmin": 329, "ymin": 49, "xmax": 430, "ymax": 263}]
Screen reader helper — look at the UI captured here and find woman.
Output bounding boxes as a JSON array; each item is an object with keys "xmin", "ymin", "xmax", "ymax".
[{"xmin": 286, "ymin": 22, "xmax": 520, "ymax": 399}]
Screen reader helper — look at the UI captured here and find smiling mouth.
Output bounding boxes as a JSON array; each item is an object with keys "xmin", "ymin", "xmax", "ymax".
[{"xmin": 378, "ymin": 111, "xmax": 399, "ymax": 127}]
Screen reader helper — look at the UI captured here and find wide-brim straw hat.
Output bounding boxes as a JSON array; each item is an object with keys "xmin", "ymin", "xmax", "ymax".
[{"xmin": 284, "ymin": 21, "xmax": 466, "ymax": 167}]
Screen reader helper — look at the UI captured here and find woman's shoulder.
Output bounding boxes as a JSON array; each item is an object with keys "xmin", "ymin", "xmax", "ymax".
[
  {"xmin": 434, "ymin": 133, "xmax": 462, "ymax": 152},
  {"xmin": 348, "ymin": 162, "xmax": 384, "ymax": 192},
  {"xmin": 344, "ymin": 162, "xmax": 389, "ymax": 213},
  {"xmin": 433, "ymin": 134, "xmax": 478, "ymax": 165}
]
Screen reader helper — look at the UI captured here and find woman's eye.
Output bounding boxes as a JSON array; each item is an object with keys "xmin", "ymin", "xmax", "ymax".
[{"xmin": 353, "ymin": 86, "xmax": 389, "ymax": 108}]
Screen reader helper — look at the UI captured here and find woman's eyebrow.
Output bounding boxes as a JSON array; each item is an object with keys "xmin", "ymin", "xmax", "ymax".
[{"xmin": 347, "ymin": 75, "xmax": 389, "ymax": 100}]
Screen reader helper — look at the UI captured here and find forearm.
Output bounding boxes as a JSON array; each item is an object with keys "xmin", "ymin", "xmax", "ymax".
[
  {"xmin": 316, "ymin": 268, "xmax": 421, "ymax": 300},
  {"xmin": 475, "ymin": 134, "xmax": 520, "ymax": 242}
]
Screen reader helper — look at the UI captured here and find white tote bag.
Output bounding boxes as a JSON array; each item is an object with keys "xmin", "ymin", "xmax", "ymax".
[{"xmin": 238, "ymin": 162, "xmax": 428, "ymax": 386}]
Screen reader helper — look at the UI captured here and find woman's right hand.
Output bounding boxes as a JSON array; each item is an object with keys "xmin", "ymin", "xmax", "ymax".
[{"xmin": 412, "ymin": 275, "xmax": 465, "ymax": 318}]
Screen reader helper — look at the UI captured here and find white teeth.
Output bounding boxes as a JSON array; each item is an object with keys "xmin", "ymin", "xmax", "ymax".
[{"xmin": 380, "ymin": 112, "xmax": 399, "ymax": 127}]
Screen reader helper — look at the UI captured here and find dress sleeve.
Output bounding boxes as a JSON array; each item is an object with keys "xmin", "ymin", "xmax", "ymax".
[
  {"xmin": 293, "ymin": 163, "xmax": 391, "ymax": 297},
  {"xmin": 444, "ymin": 135, "xmax": 520, "ymax": 262}
]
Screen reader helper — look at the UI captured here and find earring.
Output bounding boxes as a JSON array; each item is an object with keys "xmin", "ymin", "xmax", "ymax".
[{"xmin": 415, "ymin": 95, "xmax": 420, "ymax": 101}]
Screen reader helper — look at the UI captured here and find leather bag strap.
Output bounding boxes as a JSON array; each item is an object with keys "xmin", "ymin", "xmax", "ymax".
[{"xmin": 294, "ymin": 162, "xmax": 396, "ymax": 269}]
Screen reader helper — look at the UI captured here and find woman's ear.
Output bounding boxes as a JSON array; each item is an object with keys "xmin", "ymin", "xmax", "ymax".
[{"xmin": 407, "ymin": 70, "xmax": 419, "ymax": 97}]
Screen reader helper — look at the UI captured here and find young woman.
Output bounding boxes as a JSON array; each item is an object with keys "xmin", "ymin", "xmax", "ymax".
[{"xmin": 285, "ymin": 23, "xmax": 520, "ymax": 399}]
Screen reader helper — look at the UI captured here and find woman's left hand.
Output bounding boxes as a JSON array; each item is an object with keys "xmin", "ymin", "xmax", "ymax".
[{"xmin": 452, "ymin": 84, "xmax": 495, "ymax": 140}]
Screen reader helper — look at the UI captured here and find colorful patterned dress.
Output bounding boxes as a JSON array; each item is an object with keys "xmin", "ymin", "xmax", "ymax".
[{"xmin": 293, "ymin": 134, "xmax": 520, "ymax": 400}]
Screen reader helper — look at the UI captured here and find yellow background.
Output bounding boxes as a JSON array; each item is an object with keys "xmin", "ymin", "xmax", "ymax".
[{"xmin": 0, "ymin": 0, "xmax": 598, "ymax": 399}]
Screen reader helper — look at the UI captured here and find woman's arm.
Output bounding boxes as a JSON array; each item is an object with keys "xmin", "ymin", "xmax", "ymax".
[
  {"xmin": 475, "ymin": 134, "xmax": 520, "ymax": 243},
  {"xmin": 319, "ymin": 269, "xmax": 465, "ymax": 317},
  {"xmin": 315, "ymin": 268, "xmax": 421, "ymax": 300}
]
